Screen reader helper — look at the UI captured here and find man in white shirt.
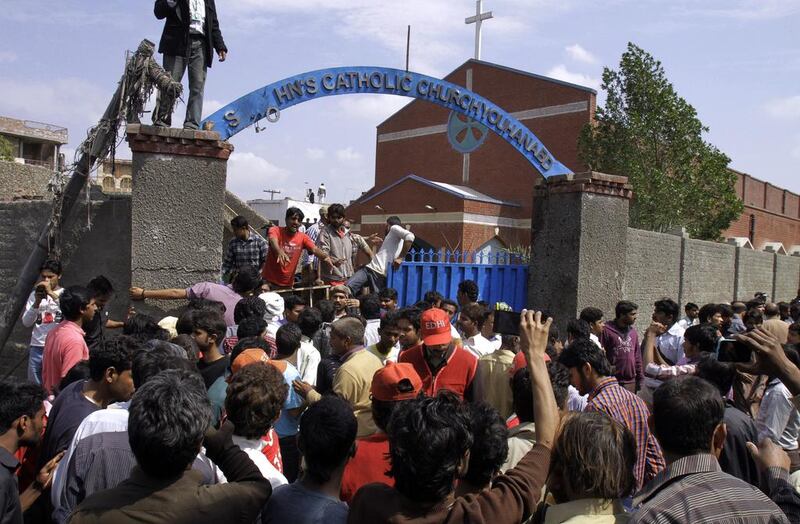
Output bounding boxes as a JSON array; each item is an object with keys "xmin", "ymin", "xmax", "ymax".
[
  {"xmin": 347, "ymin": 216, "xmax": 414, "ymax": 296},
  {"xmin": 579, "ymin": 306, "xmax": 605, "ymax": 350},
  {"xmin": 652, "ymin": 298, "xmax": 685, "ymax": 365},
  {"xmin": 677, "ymin": 302, "xmax": 699, "ymax": 330},
  {"xmin": 22, "ymin": 260, "xmax": 64, "ymax": 384},
  {"xmin": 458, "ymin": 303, "xmax": 494, "ymax": 359}
]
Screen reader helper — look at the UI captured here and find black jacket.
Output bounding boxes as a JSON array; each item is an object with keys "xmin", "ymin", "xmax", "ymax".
[{"xmin": 154, "ymin": 0, "xmax": 227, "ymax": 68}]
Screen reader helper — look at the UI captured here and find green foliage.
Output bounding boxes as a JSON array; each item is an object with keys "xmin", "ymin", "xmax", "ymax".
[
  {"xmin": 0, "ymin": 135, "xmax": 14, "ymax": 162},
  {"xmin": 578, "ymin": 43, "xmax": 743, "ymax": 240}
]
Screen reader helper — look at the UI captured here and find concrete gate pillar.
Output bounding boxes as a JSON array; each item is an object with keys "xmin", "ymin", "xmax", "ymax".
[
  {"xmin": 127, "ymin": 124, "xmax": 233, "ymax": 314},
  {"xmin": 528, "ymin": 172, "xmax": 632, "ymax": 329}
]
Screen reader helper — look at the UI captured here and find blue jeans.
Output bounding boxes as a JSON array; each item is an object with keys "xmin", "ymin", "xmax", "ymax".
[
  {"xmin": 154, "ymin": 36, "xmax": 207, "ymax": 129},
  {"xmin": 347, "ymin": 267, "xmax": 387, "ymax": 296},
  {"xmin": 28, "ymin": 345, "xmax": 44, "ymax": 384}
]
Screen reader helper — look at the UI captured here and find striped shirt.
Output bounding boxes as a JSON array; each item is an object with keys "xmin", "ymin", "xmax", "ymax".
[
  {"xmin": 631, "ymin": 454, "xmax": 795, "ymax": 523},
  {"xmin": 585, "ymin": 376, "xmax": 665, "ymax": 490}
]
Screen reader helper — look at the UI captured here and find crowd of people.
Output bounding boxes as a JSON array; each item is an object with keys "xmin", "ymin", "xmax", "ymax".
[{"xmin": 2, "ymin": 205, "xmax": 800, "ymax": 524}]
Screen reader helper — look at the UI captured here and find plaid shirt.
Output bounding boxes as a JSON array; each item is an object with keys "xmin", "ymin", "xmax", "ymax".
[
  {"xmin": 302, "ymin": 221, "xmax": 323, "ymax": 268},
  {"xmin": 585, "ymin": 376, "xmax": 665, "ymax": 491},
  {"xmin": 631, "ymin": 454, "xmax": 797, "ymax": 523},
  {"xmin": 222, "ymin": 234, "xmax": 268, "ymax": 278}
]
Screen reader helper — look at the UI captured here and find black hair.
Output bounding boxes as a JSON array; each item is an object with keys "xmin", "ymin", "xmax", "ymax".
[
  {"xmin": 193, "ymin": 310, "xmax": 227, "ymax": 344},
  {"xmin": 284, "ymin": 294, "xmax": 307, "ymax": 313},
  {"xmin": 512, "ymin": 362, "xmax": 570, "ymax": 422},
  {"xmin": 379, "ymin": 288, "xmax": 398, "ymax": 301},
  {"xmin": 176, "ymin": 310, "xmax": 196, "ymax": 336},
  {"xmin": 457, "ymin": 280, "xmax": 479, "ymax": 302},
  {"xmin": 128, "ymin": 369, "xmax": 211, "ymax": 478},
  {"xmin": 230, "ymin": 337, "xmax": 271, "ymax": 364},
  {"xmin": 372, "ymin": 398, "xmax": 403, "ymax": 432},
  {"xmin": 654, "ymin": 298, "xmax": 680, "ymax": 324},
  {"xmin": 59, "ymin": 285, "xmax": 92, "ymax": 321},
  {"xmin": 559, "ymin": 338, "xmax": 612, "ymax": 377},
  {"xmin": 685, "ymin": 302, "xmax": 699, "ymax": 311},
  {"xmin": 615, "ymin": 300, "xmax": 638, "ymax": 318},
  {"xmin": 298, "ymin": 307, "xmax": 323, "ymax": 338},
  {"xmin": 326, "ymin": 203, "xmax": 345, "ymax": 218},
  {"xmin": 276, "ymin": 323, "xmax": 302, "ymax": 358},
  {"xmin": 698, "ymin": 303, "xmax": 723, "ymax": 324},
  {"xmin": 548, "ymin": 324, "xmax": 561, "ymax": 346},
  {"xmin": 170, "ymin": 334, "xmax": 200, "ymax": 362},
  {"xmin": 460, "ymin": 303, "xmax": 487, "ymax": 329},
  {"xmin": 414, "ymin": 300, "xmax": 432, "ymax": 311},
  {"xmin": 237, "ymin": 316, "xmax": 267, "ymax": 339},
  {"xmin": 87, "ymin": 275, "xmax": 114, "ymax": 298},
  {"xmin": 388, "ymin": 391, "xmax": 473, "ymax": 503},
  {"xmin": 186, "ymin": 298, "xmax": 226, "ymax": 314},
  {"xmin": 464, "ymin": 402, "xmax": 508, "ymax": 488},
  {"xmin": 286, "ymin": 206, "xmax": 305, "ymax": 221},
  {"xmin": 359, "ymin": 294, "xmax": 382, "ymax": 320},
  {"xmin": 123, "ymin": 314, "xmax": 169, "ymax": 344},
  {"xmin": 0, "ymin": 379, "xmax": 45, "ymax": 433},
  {"xmin": 132, "ymin": 344, "xmax": 194, "ymax": 389},
  {"xmin": 790, "ymin": 321, "xmax": 800, "ymax": 335},
  {"xmin": 719, "ymin": 303, "xmax": 734, "ymax": 318},
  {"xmin": 88, "ymin": 336, "xmax": 140, "ymax": 382},
  {"xmin": 386, "ymin": 216, "xmax": 402, "ymax": 227},
  {"xmin": 58, "ymin": 361, "xmax": 91, "ymax": 394},
  {"xmin": 423, "ymin": 291, "xmax": 443, "ymax": 306},
  {"xmin": 684, "ymin": 323, "xmax": 719, "ymax": 354},
  {"xmin": 317, "ymin": 300, "xmax": 336, "ymax": 323},
  {"xmin": 380, "ymin": 311, "xmax": 400, "ymax": 331},
  {"xmin": 231, "ymin": 266, "xmax": 262, "ymax": 296},
  {"xmin": 298, "ymin": 395, "xmax": 358, "ymax": 484},
  {"xmin": 652, "ymin": 376, "xmax": 724, "ymax": 456},
  {"xmin": 441, "ymin": 298, "xmax": 458, "ymax": 310},
  {"xmin": 566, "ymin": 318, "xmax": 591, "ymax": 341},
  {"xmin": 40, "ymin": 259, "xmax": 62, "ymax": 275},
  {"xmin": 579, "ymin": 307, "xmax": 603, "ymax": 324},
  {"xmin": 695, "ymin": 354, "xmax": 736, "ymax": 397},
  {"xmin": 234, "ymin": 296, "xmax": 268, "ymax": 324},
  {"xmin": 397, "ymin": 307, "xmax": 421, "ymax": 331},
  {"xmin": 230, "ymin": 215, "xmax": 248, "ymax": 229},
  {"xmin": 743, "ymin": 308, "xmax": 764, "ymax": 327}
]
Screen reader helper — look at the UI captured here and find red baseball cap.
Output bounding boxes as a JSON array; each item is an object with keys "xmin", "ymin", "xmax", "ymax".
[
  {"xmin": 509, "ymin": 349, "xmax": 551, "ymax": 376},
  {"xmin": 371, "ymin": 362, "xmax": 423, "ymax": 401},
  {"xmin": 420, "ymin": 308, "xmax": 453, "ymax": 346}
]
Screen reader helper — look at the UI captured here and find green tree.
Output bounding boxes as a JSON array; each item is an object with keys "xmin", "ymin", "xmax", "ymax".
[
  {"xmin": 0, "ymin": 136, "xmax": 14, "ymax": 162},
  {"xmin": 579, "ymin": 43, "xmax": 742, "ymax": 240}
]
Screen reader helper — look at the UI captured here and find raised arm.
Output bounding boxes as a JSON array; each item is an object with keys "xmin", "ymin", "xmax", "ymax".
[
  {"xmin": 154, "ymin": 0, "xmax": 176, "ymax": 20},
  {"xmin": 642, "ymin": 322, "xmax": 667, "ymax": 367},
  {"xmin": 129, "ymin": 287, "xmax": 188, "ymax": 301},
  {"xmin": 520, "ymin": 310, "xmax": 557, "ymax": 449},
  {"xmin": 737, "ymin": 329, "xmax": 800, "ymax": 396}
]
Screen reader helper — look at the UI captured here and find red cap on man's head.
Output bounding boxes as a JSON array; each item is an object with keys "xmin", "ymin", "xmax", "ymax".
[
  {"xmin": 371, "ymin": 362, "xmax": 423, "ymax": 402},
  {"xmin": 420, "ymin": 308, "xmax": 452, "ymax": 346}
]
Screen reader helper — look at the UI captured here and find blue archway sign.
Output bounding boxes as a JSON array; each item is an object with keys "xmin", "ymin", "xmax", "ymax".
[{"xmin": 201, "ymin": 66, "xmax": 572, "ymax": 178}]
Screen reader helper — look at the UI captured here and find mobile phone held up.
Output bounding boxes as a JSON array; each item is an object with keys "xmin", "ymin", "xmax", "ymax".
[
  {"xmin": 494, "ymin": 310, "xmax": 521, "ymax": 337},
  {"xmin": 716, "ymin": 338, "xmax": 753, "ymax": 363}
]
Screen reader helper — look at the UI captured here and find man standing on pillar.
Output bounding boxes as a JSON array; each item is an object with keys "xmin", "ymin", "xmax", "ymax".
[{"xmin": 153, "ymin": 0, "xmax": 227, "ymax": 130}]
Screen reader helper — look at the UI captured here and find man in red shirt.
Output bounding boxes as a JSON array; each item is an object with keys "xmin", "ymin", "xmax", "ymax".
[
  {"xmin": 261, "ymin": 207, "xmax": 332, "ymax": 289},
  {"xmin": 399, "ymin": 308, "xmax": 477, "ymax": 400},
  {"xmin": 340, "ymin": 361, "xmax": 422, "ymax": 503},
  {"xmin": 41, "ymin": 286, "xmax": 97, "ymax": 394}
]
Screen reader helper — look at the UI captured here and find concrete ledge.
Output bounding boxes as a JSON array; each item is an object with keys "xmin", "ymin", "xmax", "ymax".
[
  {"xmin": 534, "ymin": 171, "xmax": 632, "ymax": 199},
  {"xmin": 126, "ymin": 124, "xmax": 234, "ymax": 160}
]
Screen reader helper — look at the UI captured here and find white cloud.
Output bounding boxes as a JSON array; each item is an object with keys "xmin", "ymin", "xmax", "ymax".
[
  {"xmin": 673, "ymin": 0, "xmax": 800, "ymax": 20},
  {"xmin": 336, "ymin": 147, "xmax": 362, "ymax": 162},
  {"xmin": 545, "ymin": 65, "xmax": 601, "ymax": 91},
  {"xmin": 764, "ymin": 95, "xmax": 800, "ymax": 119},
  {"xmin": 305, "ymin": 147, "xmax": 326, "ymax": 160},
  {"xmin": 226, "ymin": 151, "xmax": 291, "ymax": 200},
  {"xmin": 338, "ymin": 95, "xmax": 410, "ymax": 122},
  {"xmin": 0, "ymin": 77, "xmax": 107, "ymax": 127},
  {"xmin": 202, "ymin": 99, "xmax": 225, "ymax": 118},
  {"xmin": 0, "ymin": 51, "xmax": 17, "ymax": 63},
  {"xmin": 791, "ymin": 134, "xmax": 800, "ymax": 160},
  {"xmin": 565, "ymin": 44, "xmax": 597, "ymax": 64}
]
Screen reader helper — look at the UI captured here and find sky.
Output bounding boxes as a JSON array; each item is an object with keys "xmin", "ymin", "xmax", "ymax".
[{"xmin": 1, "ymin": 0, "xmax": 799, "ymax": 204}]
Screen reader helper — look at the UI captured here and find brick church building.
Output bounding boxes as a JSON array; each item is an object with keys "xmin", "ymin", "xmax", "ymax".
[{"xmin": 347, "ymin": 59, "xmax": 799, "ymax": 254}]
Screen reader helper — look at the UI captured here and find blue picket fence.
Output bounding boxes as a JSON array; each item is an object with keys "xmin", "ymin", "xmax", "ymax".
[{"xmin": 387, "ymin": 249, "xmax": 529, "ymax": 311}]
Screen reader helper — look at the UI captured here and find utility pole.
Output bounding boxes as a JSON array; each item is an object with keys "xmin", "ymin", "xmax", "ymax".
[{"xmin": 263, "ymin": 189, "xmax": 282, "ymax": 200}]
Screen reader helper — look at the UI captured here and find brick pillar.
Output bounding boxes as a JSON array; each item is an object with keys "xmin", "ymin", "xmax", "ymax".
[
  {"xmin": 127, "ymin": 124, "xmax": 233, "ymax": 314},
  {"xmin": 528, "ymin": 172, "xmax": 633, "ymax": 328}
]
